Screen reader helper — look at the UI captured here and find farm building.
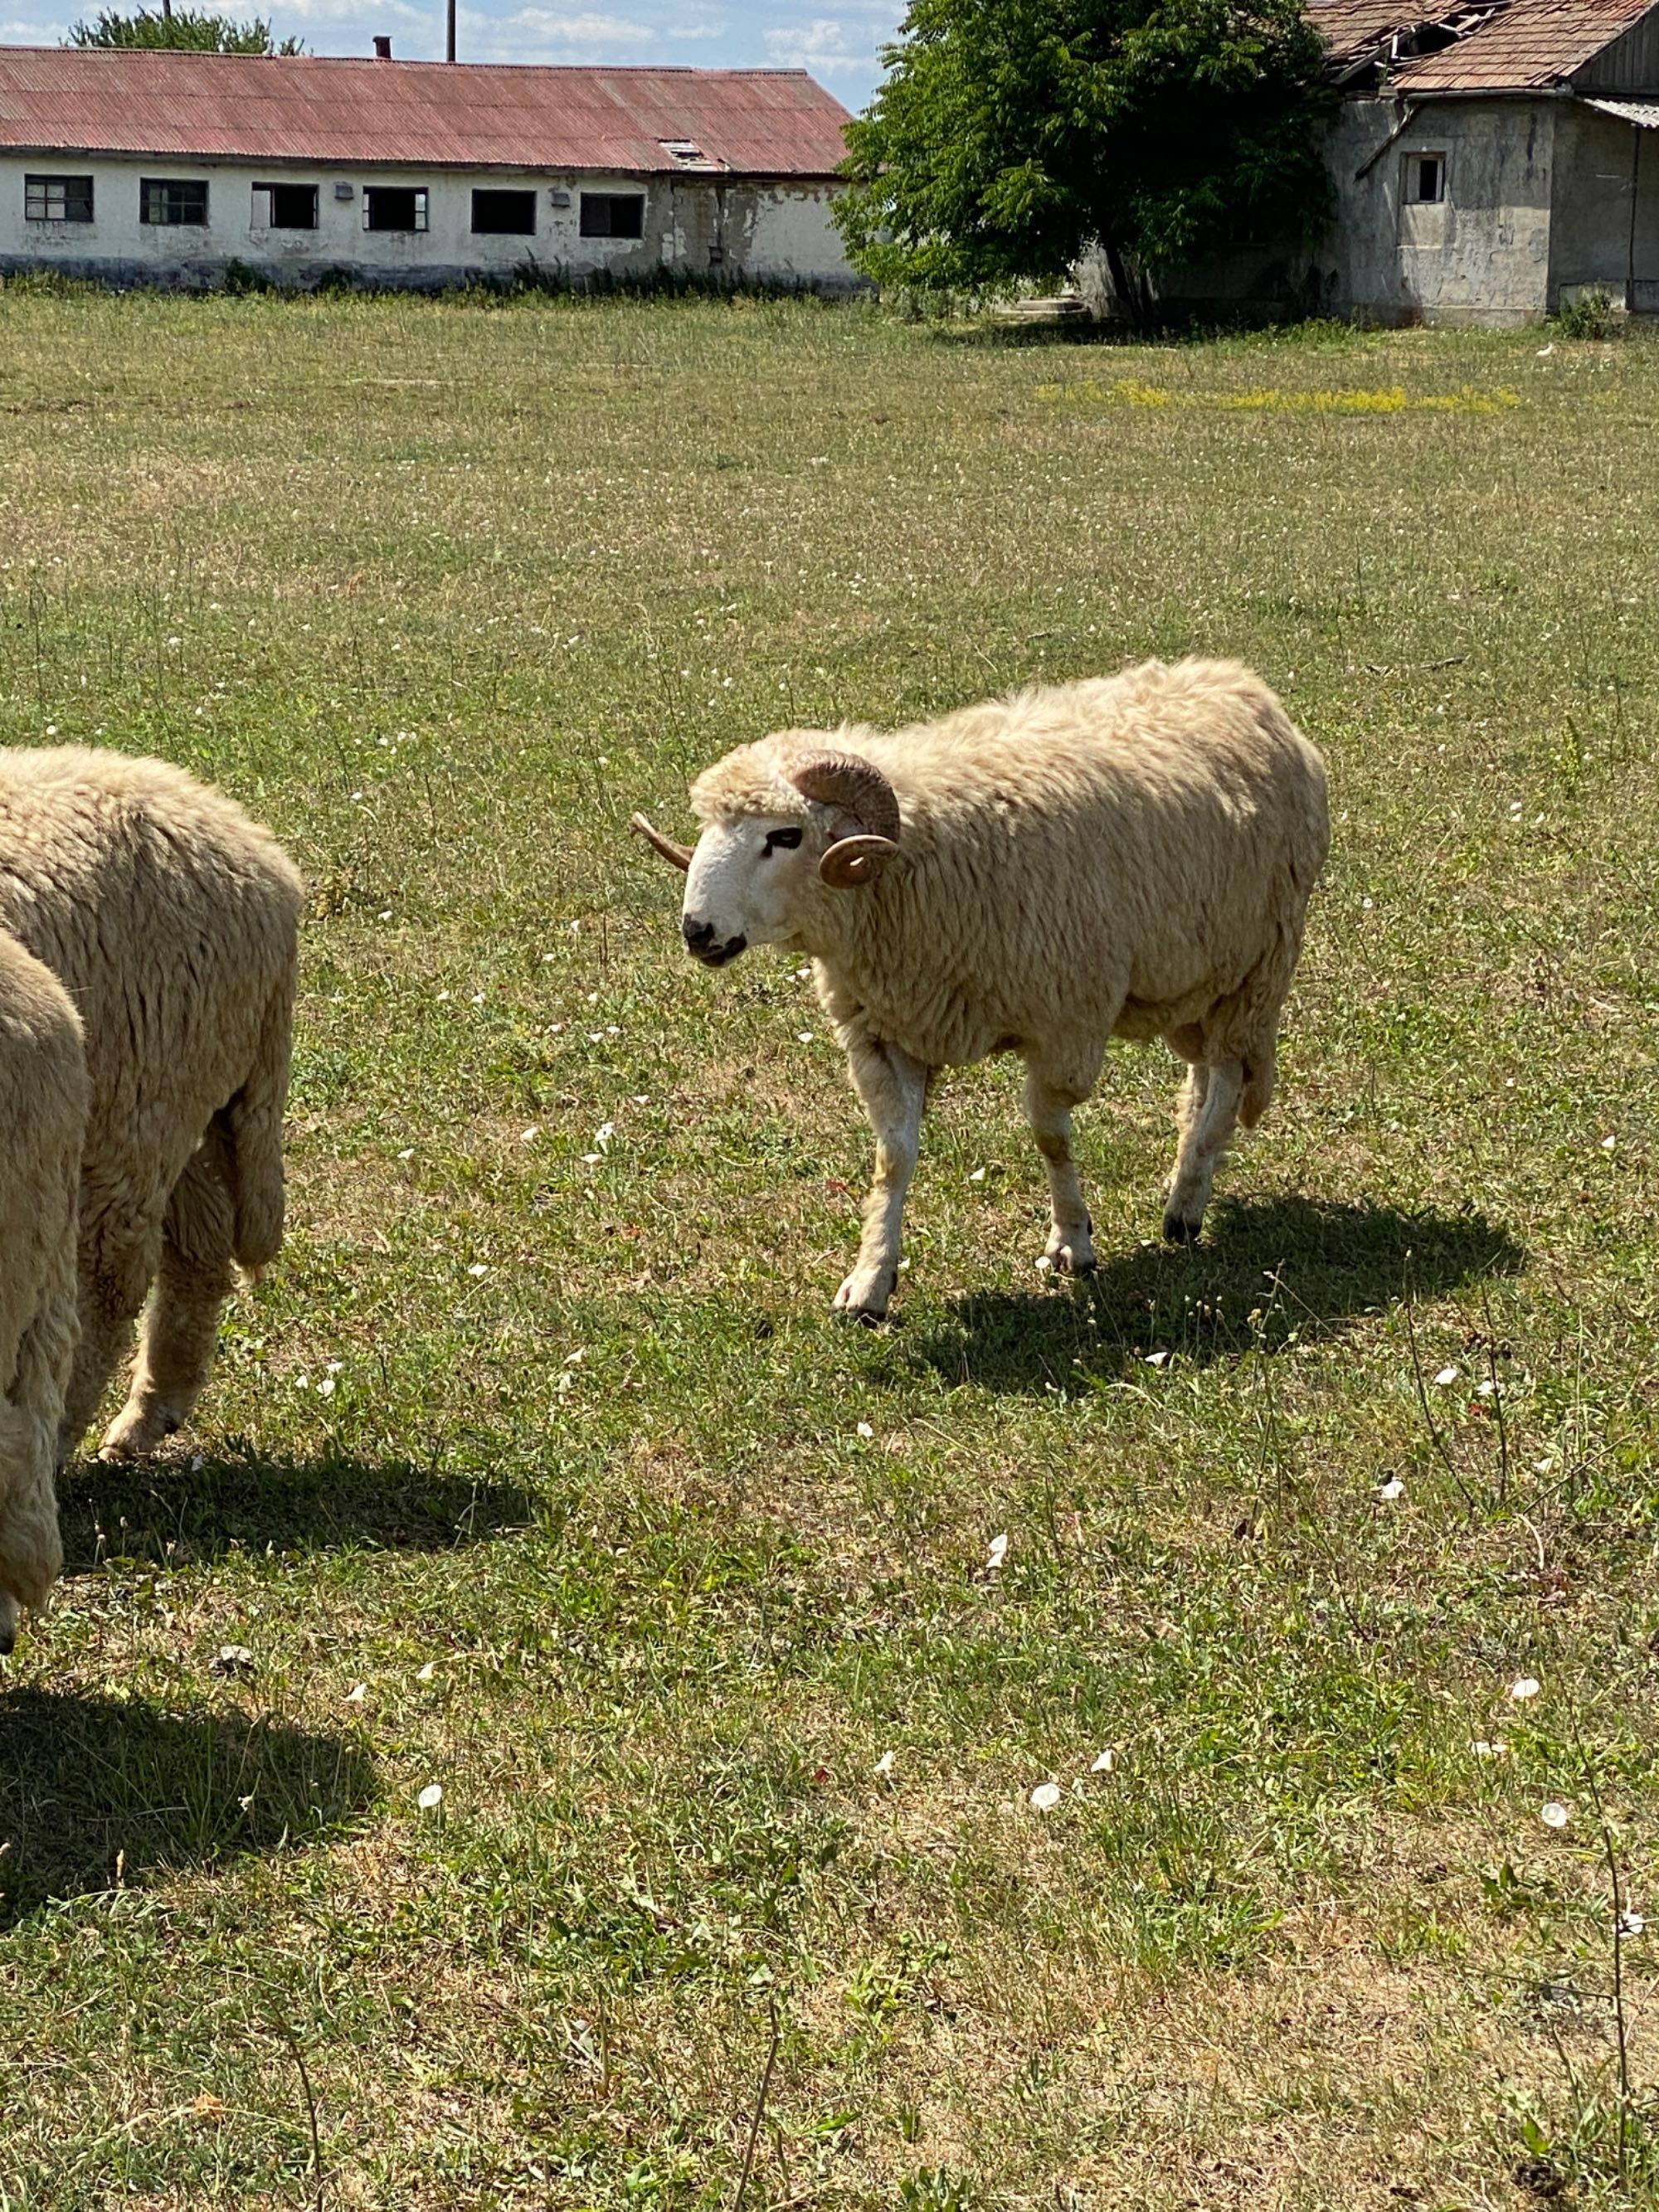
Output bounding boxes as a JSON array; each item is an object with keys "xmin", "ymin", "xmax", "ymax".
[
  {"xmin": 0, "ymin": 47, "xmax": 858, "ymax": 292},
  {"xmin": 1175, "ymin": 0, "xmax": 1659, "ymax": 324}
]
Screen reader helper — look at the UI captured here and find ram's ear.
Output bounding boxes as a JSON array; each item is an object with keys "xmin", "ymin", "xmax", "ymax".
[{"xmin": 820, "ymin": 834, "xmax": 898, "ymax": 889}]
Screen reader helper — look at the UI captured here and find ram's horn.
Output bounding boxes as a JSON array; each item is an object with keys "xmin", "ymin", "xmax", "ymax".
[
  {"xmin": 819, "ymin": 834, "xmax": 898, "ymax": 890},
  {"xmin": 789, "ymin": 751, "xmax": 902, "ymax": 845},
  {"xmin": 629, "ymin": 812, "xmax": 693, "ymax": 872}
]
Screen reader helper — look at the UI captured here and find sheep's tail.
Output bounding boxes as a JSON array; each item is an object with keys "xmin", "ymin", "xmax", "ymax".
[{"xmin": 224, "ymin": 974, "xmax": 294, "ymax": 1280}]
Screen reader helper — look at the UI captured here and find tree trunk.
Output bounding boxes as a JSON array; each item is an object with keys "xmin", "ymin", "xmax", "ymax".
[{"xmin": 1102, "ymin": 239, "xmax": 1152, "ymax": 328}]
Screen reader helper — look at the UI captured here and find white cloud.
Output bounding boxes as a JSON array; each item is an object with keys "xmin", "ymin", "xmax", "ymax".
[
  {"xmin": 762, "ymin": 12, "xmax": 886, "ymax": 75},
  {"xmin": 459, "ymin": 3, "xmax": 655, "ymax": 53}
]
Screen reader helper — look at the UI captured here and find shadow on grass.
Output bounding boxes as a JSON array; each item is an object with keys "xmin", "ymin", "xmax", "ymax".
[
  {"xmin": 912, "ymin": 1196, "xmax": 1525, "ymax": 1394},
  {"xmin": 0, "ymin": 1688, "xmax": 376, "ymax": 1929},
  {"xmin": 58, "ymin": 1447, "xmax": 535, "ymax": 1573}
]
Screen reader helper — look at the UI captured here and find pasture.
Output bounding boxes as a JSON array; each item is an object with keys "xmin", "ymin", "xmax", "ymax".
[{"xmin": 1, "ymin": 285, "xmax": 1657, "ymax": 2210}]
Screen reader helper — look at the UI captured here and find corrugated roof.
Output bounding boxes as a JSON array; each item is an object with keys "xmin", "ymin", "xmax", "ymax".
[
  {"xmin": 0, "ymin": 47, "xmax": 852, "ymax": 175},
  {"xmin": 1585, "ymin": 88, "xmax": 1659, "ymax": 111},
  {"xmin": 1392, "ymin": 0, "xmax": 1652, "ymax": 84}
]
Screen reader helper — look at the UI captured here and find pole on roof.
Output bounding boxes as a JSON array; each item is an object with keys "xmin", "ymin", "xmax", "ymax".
[{"xmin": 446, "ymin": 0, "xmax": 456, "ymax": 61}]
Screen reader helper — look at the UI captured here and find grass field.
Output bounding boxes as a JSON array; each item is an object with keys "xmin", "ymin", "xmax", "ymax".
[{"xmin": 2, "ymin": 284, "xmax": 1658, "ymax": 2211}]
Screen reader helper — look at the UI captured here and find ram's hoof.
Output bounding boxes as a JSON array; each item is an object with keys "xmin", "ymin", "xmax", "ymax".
[
  {"xmin": 98, "ymin": 1403, "xmax": 183, "ymax": 1462},
  {"xmin": 834, "ymin": 1266, "xmax": 897, "ymax": 1322},
  {"xmin": 1161, "ymin": 1209, "xmax": 1202, "ymax": 1247}
]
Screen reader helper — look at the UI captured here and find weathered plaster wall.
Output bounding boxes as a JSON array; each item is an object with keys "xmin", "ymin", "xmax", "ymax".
[
  {"xmin": 1548, "ymin": 104, "xmax": 1659, "ymax": 308},
  {"xmin": 0, "ymin": 158, "xmax": 859, "ymax": 291},
  {"xmin": 1323, "ymin": 98, "xmax": 1555, "ymax": 325},
  {"xmin": 1162, "ymin": 97, "xmax": 1558, "ymax": 326}
]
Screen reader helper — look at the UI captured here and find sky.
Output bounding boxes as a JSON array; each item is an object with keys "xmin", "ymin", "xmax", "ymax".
[{"xmin": 0, "ymin": 0, "xmax": 903, "ymax": 116}]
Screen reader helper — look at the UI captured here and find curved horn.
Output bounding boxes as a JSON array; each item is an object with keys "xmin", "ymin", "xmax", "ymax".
[
  {"xmin": 629, "ymin": 812, "xmax": 693, "ymax": 873},
  {"xmin": 788, "ymin": 751, "xmax": 902, "ymax": 845},
  {"xmin": 819, "ymin": 834, "xmax": 898, "ymax": 890}
]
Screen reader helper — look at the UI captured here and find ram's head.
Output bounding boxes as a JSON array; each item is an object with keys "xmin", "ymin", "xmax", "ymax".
[{"xmin": 631, "ymin": 743, "xmax": 901, "ymax": 967}]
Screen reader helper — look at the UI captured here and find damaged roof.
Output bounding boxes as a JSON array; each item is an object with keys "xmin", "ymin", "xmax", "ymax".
[
  {"xmin": 1309, "ymin": 0, "xmax": 1658, "ymax": 88},
  {"xmin": 0, "ymin": 48, "xmax": 853, "ymax": 176}
]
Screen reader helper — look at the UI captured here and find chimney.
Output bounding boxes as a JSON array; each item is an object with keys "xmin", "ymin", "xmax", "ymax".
[{"xmin": 372, "ymin": 34, "xmax": 392, "ymax": 57}]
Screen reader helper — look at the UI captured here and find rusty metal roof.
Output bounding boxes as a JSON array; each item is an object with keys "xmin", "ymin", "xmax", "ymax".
[
  {"xmin": 0, "ymin": 47, "xmax": 852, "ymax": 175},
  {"xmin": 1393, "ymin": 0, "xmax": 1653, "ymax": 85}
]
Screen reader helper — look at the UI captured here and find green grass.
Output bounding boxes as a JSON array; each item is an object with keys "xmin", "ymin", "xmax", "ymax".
[{"xmin": 2, "ymin": 284, "xmax": 1659, "ymax": 2209}]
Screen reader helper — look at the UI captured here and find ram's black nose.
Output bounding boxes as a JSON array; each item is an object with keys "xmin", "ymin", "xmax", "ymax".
[{"xmin": 683, "ymin": 918, "xmax": 746, "ymax": 967}]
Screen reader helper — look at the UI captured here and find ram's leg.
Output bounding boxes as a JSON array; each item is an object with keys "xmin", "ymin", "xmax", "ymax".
[
  {"xmin": 1022, "ymin": 1058, "xmax": 1097, "ymax": 1275},
  {"xmin": 59, "ymin": 1210, "xmax": 163, "ymax": 1461},
  {"xmin": 1164, "ymin": 1054, "xmax": 1243, "ymax": 1245},
  {"xmin": 835, "ymin": 1038, "xmax": 928, "ymax": 1321},
  {"xmin": 101, "ymin": 1125, "xmax": 236, "ymax": 1461}
]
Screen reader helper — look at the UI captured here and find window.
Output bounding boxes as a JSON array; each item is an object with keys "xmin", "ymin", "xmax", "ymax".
[
  {"xmin": 253, "ymin": 182, "xmax": 319, "ymax": 229},
  {"xmin": 659, "ymin": 139, "xmax": 704, "ymax": 163},
  {"xmin": 580, "ymin": 192, "xmax": 645, "ymax": 240},
  {"xmin": 141, "ymin": 177, "xmax": 209, "ymax": 226},
  {"xmin": 25, "ymin": 174, "xmax": 94, "ymax": 224},
  {"xmin": 472, "ymin": 188, "xmax": 537, "ymax": 236},
  {"xmin": 1403, "ymin": 153, "xmax": 1446, "ymax": 205},
  {"xmin": 364, "ymin": 187, "xmax": 429, "ymax": 233}
]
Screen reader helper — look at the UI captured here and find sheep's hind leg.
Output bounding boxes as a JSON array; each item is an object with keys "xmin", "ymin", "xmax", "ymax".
[
  {"xmin": 100, "ymin": 1121, "xmax": 237, "ymax": 1461},
  {"xmin": 1163, "ymin": 1056, "xmax": 1243, "ymax": 1245},
  {"xmin": 1023, "ymin": 1060, "xmax": 1097, "ymax": 1275},
  {"xmin": 835, "ymin": 1038, "xmax": 928, "ymax": 1322}
]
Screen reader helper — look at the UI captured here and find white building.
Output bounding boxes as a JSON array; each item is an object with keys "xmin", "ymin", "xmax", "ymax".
[
  {"xmin": 0, "ymin": 46, "xmax": 859, "ymax": 291},
  {"xmin": 1173, "ymin": 0, "xmax": 1659, "ymax": 325}
]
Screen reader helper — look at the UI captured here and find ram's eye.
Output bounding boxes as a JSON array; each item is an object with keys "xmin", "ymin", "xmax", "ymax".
[{"xmin": 761, "ymin": 827, "xmax": 803, "ymax": 856}]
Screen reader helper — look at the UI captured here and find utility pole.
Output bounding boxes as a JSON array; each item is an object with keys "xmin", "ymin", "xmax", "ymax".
[{"xmin": 446, "ymin": 0, "xmax": 455, "ymax": 61}]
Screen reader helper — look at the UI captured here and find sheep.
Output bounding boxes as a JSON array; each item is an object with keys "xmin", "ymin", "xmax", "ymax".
[
  {"xmin": 0, "ymin": 749, "xmax": 303, "ymax": 1460},
  {"xmin": 632, "ymin": 659, "xmax": 1329, "ymax": 1319},
  {"xmin": 0, "ymin": 931, "xmax": 86, "ymax": 1653}
]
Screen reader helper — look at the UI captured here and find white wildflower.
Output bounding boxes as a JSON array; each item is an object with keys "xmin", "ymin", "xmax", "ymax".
[
  {"xmin": 1091, "ymin": 1749, "xmax": 1116, "ymax": 1773},
  {"xmin": 1379, "ymin": 1477, "xmax": 1405, "ymax": 1501},
  {"xmin": 986, "ymin": 1533, "xmax": 1009, "ymax": 1570},
  {"xmin": 1540, "ymin": 1800, "xmax": 1570, "ymax": 1830},
  {"xmin": 873, "ymin": 1750, "xmax": 894, "ymax": 1777},
  {"xmin": 416, "ymin": 1783, "xmax": 444, "ymax": 1812},
  {"xmin": 1029, "ymin": 1782, "xmax": 1062, "ymax": 1811},
  {"xmin": 1434, "ymin": 1364, "xmax": 1459, "ymax": 1387},
  {"xmin": 416, "ymin": 1660, "xmax": 437, "ymax": 1683},
  {"xmin": 1510, "ymin": 1676, "xmax": 1541, "ymax": 1702}
]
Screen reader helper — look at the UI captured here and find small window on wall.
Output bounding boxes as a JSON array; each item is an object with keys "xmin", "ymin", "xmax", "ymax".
[
  {"xmin": 141, "ymin": 177, "xmax": 209, "ymax": 226},
  {"xmin": 364, "ymin": 187, "xmax": 429, "ymax": 233},
  {"xmin": 26, "ymin": 174, "xmax": 94, "ymax": 223},
  {"xmin": 1403, "ymin": 153, "xmax": 1447, "ymax": 205},
  {"xmin": 472, "ymin": 188, "xmax": 537, "ymax": 236},
  {"xmin": 254, "ymin": 182, "xmax": 319, "ymax": 229},
  {"xmin": 580, "ymin": 192, "xmax": 645, "ymax": 240}
]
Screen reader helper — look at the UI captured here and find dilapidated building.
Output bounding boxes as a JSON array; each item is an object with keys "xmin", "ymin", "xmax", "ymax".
[
  {"xmin": 1177, "ymin": 0, "xmax": 1659, "ymax": 324},
  {"xmin": 0, "ymin": 47, "xmax": 857, "ymax": 292}
]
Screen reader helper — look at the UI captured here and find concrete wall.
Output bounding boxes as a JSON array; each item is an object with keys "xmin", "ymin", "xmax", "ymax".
[
  {"xmin": 1547, "ymin": 103, "xmax": 1659, "ymax": 308},
  {"xmin": 0, "ymin": 156, "xmax": 858, "ymax": 291},
  {"xmin": 1322, "ymin": 98, "xmax": 1556, "ymax": 325},
  {"xmin": 1162, "ymin": 97, "xmax": 1558, "ymax": 326}
]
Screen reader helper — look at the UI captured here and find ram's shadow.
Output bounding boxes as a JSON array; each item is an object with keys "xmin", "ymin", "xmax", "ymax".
[
  {"xmin": 0, "ymin": 1688, "xmax": 376, "ymax": 1929},
  {"xmin": 912, "ymin": 1196, "xmax": 1525, "ymax": 1394},
  {"xmin": 58, "ymin": 1446, "xmax": 534, "ymax": 1573}
]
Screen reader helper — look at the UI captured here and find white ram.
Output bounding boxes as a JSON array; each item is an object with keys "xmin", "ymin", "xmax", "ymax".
[
  {"xmin": 0, "ymin": 749, "xmax": 303, "ymax": 1460},
  {"xmin": 0, "ymin": 931, "xmax": 85, "ymax": 1651},
  {"xmin": 633, "ymin": 659, "xmax": 1329, "ymax": 1318}
]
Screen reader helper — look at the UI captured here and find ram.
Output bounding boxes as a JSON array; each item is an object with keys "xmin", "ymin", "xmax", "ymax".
[
  {"xmin": 0, "ymin": 749, "xmax": 303, "ymax": 1460},
  {"xmin": 0, "ymin": 932, "xmax": 86, "ymax": 1651},
  {"xmin": 634, "ymin": 659, "xmax": 1328, "ymax": 1318}
]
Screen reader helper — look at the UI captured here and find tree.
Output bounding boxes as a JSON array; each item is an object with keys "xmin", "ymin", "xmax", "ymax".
[
  {"xmin": 68, "ymin": 5, "xmax": 304, "ymax": 52},
  {"xmin": 834, "ymin": 0, "xmax": 1333, "ymax": 314}
]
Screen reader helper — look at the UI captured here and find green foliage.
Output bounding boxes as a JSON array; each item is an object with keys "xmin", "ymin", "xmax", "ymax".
[
  {"xmin": 835, "ymin": 0, "xmax": 1334, "ymax": 306},
  {"xmin": 66, "ymin": 6, "xmax": 304, "ymax": 52},
  {"xmin": 1554, "ymin": 286, "xmax": 1618, "ymax": 340}
]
